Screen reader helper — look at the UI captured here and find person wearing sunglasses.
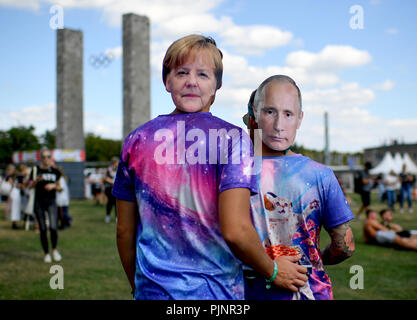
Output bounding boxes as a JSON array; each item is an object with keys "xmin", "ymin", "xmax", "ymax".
[{"xmin": 29, "ymin": 148, "xmax": 63, "ymax": 263}]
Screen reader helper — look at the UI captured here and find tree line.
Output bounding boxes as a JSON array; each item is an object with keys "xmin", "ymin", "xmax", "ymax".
[
  {"xmin": 0, "ymin": 126, "xmax": 362, "ymax": 166},
  {"xmin": 0, "ymin": 126, "xmax": 122, "ymax": 164}
]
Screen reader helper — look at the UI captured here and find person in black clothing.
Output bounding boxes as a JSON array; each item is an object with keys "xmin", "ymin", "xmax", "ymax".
[
  {"xmin": 355, "ymin": 162, "xmax": 375, "ymax": 220},
  {"xmin": 104, "ymin": 157, "xmax": 118, "ymax": 223},
  {"xmin": 29, "ymin": 149, "xmax": 63, "ymax": 263}
]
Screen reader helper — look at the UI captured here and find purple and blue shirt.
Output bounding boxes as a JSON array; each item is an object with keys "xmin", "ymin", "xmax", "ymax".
[
  {"xmin": 113, "ymin": 112, "xmax": 256, "ymax": 300},
  {"xmin": 248, "ymin": 155, "xmax": 354, "ymax": 300}
]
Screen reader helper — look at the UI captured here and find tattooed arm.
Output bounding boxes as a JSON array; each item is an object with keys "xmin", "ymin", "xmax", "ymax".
[{"xmin": 321, "ymin": 222, "xmax": 355, "ymax": 265}]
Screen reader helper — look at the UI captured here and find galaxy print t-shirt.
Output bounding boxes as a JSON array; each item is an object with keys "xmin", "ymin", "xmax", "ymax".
[
  {"xmin": 249, "ymin": 155, "xmax": 354, "ymax": 300},
  {"xmin": 113, "ymin": 112, "xmax": 256, "ymax": 300}
]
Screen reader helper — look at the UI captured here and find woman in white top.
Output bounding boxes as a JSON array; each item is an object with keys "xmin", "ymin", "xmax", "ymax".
[
  {"xmin": 56, "ymin": 168, "xmax": 72, "ymax": 229},
  {"xmin": 384, "ymin": 170, "xmax": 399, "ymax": 210}
]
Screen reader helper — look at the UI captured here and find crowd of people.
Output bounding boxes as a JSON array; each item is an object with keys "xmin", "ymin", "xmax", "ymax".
[
  {"xmin": 355, "ymin": 162, "xmax": 415, "ymax": 219},
  {"xmin": 0, "ymin": 152, "xmax": 121, "ymax": 263},
  {"xmin": 0, "ymin": 160, "xmax": 71, "ymax": 232},
  {"xmin": 0, "ymin": 149, "xmax": 72, "ymax": 262},
  {"xmin": 84, "ymin": 157, "xmax": 119, "ymax": 223}
]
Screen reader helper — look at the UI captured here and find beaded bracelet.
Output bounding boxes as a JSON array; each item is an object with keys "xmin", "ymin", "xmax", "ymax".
[{"xmin": 265, "ymin": 261, "xmax": 278, "ymax": 289}]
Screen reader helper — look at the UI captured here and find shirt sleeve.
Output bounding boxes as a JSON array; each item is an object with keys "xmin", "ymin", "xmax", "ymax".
[
  {"xmin": 218, "ymin": 128, "xmax": 257, "ymax": 195},
  {"xmin": 55, "ymin": 168, "xmax": 62, "ymax": 181},
  {"xmin": 28, "ymin": 168, "xmax": 34, "ymax": 182},
  {"xmin": 112, "ymin": 145, "xmax": 137, "ymax": 202},
  {"xmin": 322, "ymin": 169, "xmax": 354, "ymax": 230},
  {"xmin": 28, "ymin": 166, "xmax": 37, "ymax": 182}
]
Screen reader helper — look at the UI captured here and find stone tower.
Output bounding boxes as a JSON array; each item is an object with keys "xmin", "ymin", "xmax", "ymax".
[
  {"xmin": 122, "ymin": 13, "xmax": 151, "ymax": 140},
  {"xmin": 56, "ymin": 28, "xmax": 84, "ymax": 150}
]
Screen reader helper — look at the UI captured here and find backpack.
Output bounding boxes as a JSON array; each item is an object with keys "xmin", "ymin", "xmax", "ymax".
[
  {"xmin": 0, "ymin": 179, "xmax": 13, "ymax": 196},
  {"xmin": 354, "ymin": 171, "xmax": 363, "ymax": 194}
]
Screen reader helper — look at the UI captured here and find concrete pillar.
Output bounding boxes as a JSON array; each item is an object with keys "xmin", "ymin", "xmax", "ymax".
[
  {"xmin": 56, "ymin": 28, "xmax": 85, "ymax": 199},
  {"xmin": 123, "ymin": 13, "xmax": 151, "ymax": 140},
  {"xmin": 56, "ymin": 28, "xmax": 84, "ymax": 150}
]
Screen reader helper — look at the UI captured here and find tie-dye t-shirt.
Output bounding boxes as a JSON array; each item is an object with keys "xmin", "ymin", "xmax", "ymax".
[
  {"xmin": 112, "ymin": 112, "xmax": 256, "ymax": 300},
  {"xmin": 249, "ymin": 155, "xmax": 353, "ymax": 300}
]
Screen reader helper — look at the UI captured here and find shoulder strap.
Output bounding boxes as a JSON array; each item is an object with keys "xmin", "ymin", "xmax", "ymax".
[{"xmin": 32, "ymin": 166, "xmax": 38, "ymax": 180}]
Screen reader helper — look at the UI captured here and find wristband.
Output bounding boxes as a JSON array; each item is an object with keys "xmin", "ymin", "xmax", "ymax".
[{"xmin": 265, "ymin": 261, "xmax": 278, "ymax": 289}]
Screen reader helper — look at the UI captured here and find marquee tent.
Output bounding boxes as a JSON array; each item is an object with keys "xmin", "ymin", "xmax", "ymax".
[
  {"xmin": 403, "ymin": 153, "xmax": 417, "ymax": 174},
  {"xmin": 393, "ymin": 153, "xmax": 404, "ymax": 174},
  {"xmin": 370, "ymin": 152, "xmax": 417, "ymax": 175},
  {"xmin": 370, "ymin": 152, "xmax": 396, "ymax": 175}
]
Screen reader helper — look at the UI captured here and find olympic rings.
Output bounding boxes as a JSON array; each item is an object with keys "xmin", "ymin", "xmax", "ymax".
[{"xmin": 89, "ymin": 53, "xmax": 115, "ymax": 68}]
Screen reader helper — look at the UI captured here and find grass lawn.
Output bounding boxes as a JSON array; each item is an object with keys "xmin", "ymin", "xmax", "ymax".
[
  {"xmin": 0, "ymin": 200, "xmax": 131, "ymax": 300},
  {"xmin": 0, "ymin": 193, "xmax": 416, "ymax": 300},
  {"xmin": 322, "ymin": 193, "xmax": 417, "ymax": 300}
]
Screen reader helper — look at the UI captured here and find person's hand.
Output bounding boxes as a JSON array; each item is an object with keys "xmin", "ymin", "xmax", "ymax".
[
  {"xmin": 273, "ymin": 254, "xmax": 308, "ymax": 292},
  {"xmin": 44, "ymin": 183, "xmax": 56, "ymax": 191}
]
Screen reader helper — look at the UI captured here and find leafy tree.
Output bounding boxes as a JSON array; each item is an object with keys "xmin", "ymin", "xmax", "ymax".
[
  {"xmin": 85, "ymin": 133, "xmax": 122, "ymax": 161},
  {"xmin": 291, "ymin": 142, "xmax": 306, "ymax": 155},
  {"xmin": 0, "ymin": 126, "xmax": 41, "ymax": 164},
  {"xmin": 40, "ymin": 129, "xmax": 56, "ymax": 149},
  {"xmin": 0, "ymin": 131, "xmax": 12, "ymax": 164},
  {"xmin": 8, "ymin": 126, "xmax": 40, "ymax": 151}
]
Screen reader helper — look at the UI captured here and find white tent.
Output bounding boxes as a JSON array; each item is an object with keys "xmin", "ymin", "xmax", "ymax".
[
  {"xmin": 370, "ymin": 152, "xmax": 417, "ymax": 175},
  {"xmin": 393, "ymin": 153, "xmax": 404, "ymax": 174},
  {"xmin": 403, "ymin": 153, "xmax": 417, "ymax": 174},
  {"xmin": 370, "ymin": 152, "xmax": 396, "ymax": 175}
]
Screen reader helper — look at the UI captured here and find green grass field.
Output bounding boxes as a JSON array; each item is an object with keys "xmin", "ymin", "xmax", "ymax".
[{"xmin": 0, "ymin": 193, "xmax": 416, "ymax": 300}]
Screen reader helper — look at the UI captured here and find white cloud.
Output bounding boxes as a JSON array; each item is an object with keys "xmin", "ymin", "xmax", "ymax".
[
  {"xmin": 219, "ymin": 20, "xmax": 293, "ymax": 55},
  {"xmin": 286, "ymin": 45, "xmax": 372, "ymax": 72},
  {"xmin": 153, "ymin": 14, "xmax": 225, "ymax": 39},
  {"xmin": 219, "ymin": 45, "xmax": 373, "ymax": 91},
  {"xmin": 372, "ymin": 79, "xmax": 395, "ymax": 91},
  {"xmin": 2, "ymin": 102, "xmax": 123, "ymax": 140},
  {"xmin": 101, "ymin": 0, "xmax": 220, "ymax": 28},
  {"xmin": 104, "ymin": 46, "xmax": 122, "ymax": 59},
  {"xmin": 387, "ymin": 119, "xmax": 417, "ymax": 127},
  {"xmin": 0, "ymin": 0, "xmax": 41, "ymax": 10},
  {"xmin": 221, "ymin": 50, "xmax": 341, "ymax": 90},
  {"xmin": 1, "ymin": 0, "xmax": 293, "ymax": 56},
  {"xmin": 153, "ymin": 14, "xmax": 293, "ymax": 56},
  {"xmin": 85, "ymin": 120, "xmax": 122, "ymax": 139},
  {"xmin": 302, "ymin": 82, "xmax": 376, "ymax": 109},
  {"xmin": 296, "ymin": 109, "xmax": 417, "ymax": 153},
  {"xmin": 215, "ymin": 86, "xmax": 253, "ymax": 110},
  {"xmin": 3, "ymin": 103, "xmax": 56, "ymax": 135},
  {"xmin": 8, "ymin": 103, "xmax": 55, "ymax": 123},
  {"xmin": 0, "ymin": 0, "xmax": 115, "ymax": 11}
]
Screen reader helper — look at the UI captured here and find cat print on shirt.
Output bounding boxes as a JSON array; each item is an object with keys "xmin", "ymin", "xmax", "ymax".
[
  {"xmin": 263, "ymin": 192, "xmax": 319, "ymax": 248},
  {"xmin": 263, "ymin": 192, "xmax": 319, "ymax": 300}
]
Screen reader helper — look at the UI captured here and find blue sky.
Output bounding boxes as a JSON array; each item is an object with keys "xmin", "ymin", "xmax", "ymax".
[{"xmin": 0, "ymin": 0, "xmax": 416, "ymax": 152}]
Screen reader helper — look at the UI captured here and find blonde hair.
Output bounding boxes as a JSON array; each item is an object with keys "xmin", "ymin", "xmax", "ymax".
[{"xmin": 162, "ymin": 34, "xmax": 223, "ymax": 89}]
